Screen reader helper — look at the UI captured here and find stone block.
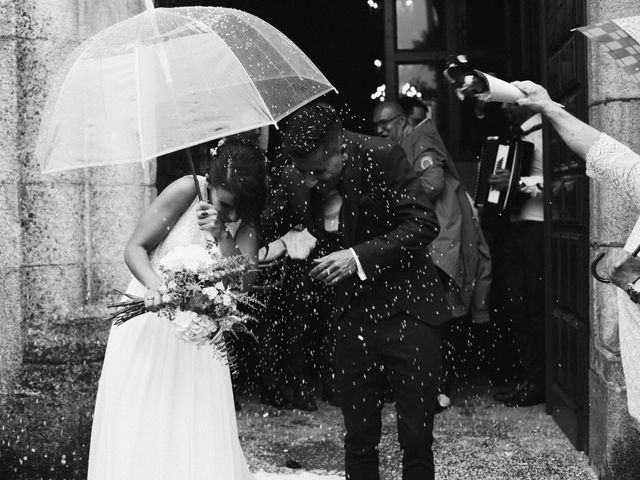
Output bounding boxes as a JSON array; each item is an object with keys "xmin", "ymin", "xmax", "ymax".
[
  {"xmin": 586, "ymin": 2, "xmax": 640, "ymax": 105},
  {"xmin": 89, "ymin": 261, "xmax": 132, "ymax": 306},
  {"xmin": 89, "ymin": 185, "xmax": 147, "ymax": 264},
  {"xmin": 589, "ymin": 181, "xmax": 639, "ymax": 246},
  {"xmin": 16, "ymin": 37, "xmax": 87, "ymax": 184},
  {"xmin": 16, "ymin": 0, "xmax": 143, "ymax": 42},
  {"xmin": 588, "ymin": 46, "xmax": 640, "ymax": 104},
  {"xmin": 24, "ymin": 318, "xmax": 109, "ymax": 363},
  {"xmin": 0, "ymin": 39, "xmax": 19, "ymax": 184},
  {"xmin": 591, "ymin": 277, "xmax": 621, "ymax": 355},
  {"xmin": 90, "ymin": 162, "xmax": 153, "ymax": 187},
  {"xmin": 590, "ymin": 340, "xmax": 626, "ymax": 390},
  {"xmin": 0, "ymin": 184, "xmax": 22, "ymax": 269},
  {"xmin": 21, "ymin": 183, "xmax": 86, "ymax": 266},
  {"xmin": 16, "ymin": 0, "xmax": 80, "ymax": 40},
  {"xmin": 587, "ymin": 0, "xmax": 640, "ymax": 25},
  {"xmin": 0, "ymin": 268, "xmax": 22, "ymax": 391},
  {"xmin": 77, "ymin": 0, "xmax": 145, "ymax": 40},
  {"xmin": 0, "ymin": 0, "xmax": 17, "ymax": 37},
  {"xmin": 589, "ymin": 370, "xmax": 640, "ymax": 480},
  {"xmin": 588, "ymin": 101, "xmax": 640, "ymax": 155},
  {"xmin": 22, "ymin": 264, "xmax": 86, "ymax": 330}
]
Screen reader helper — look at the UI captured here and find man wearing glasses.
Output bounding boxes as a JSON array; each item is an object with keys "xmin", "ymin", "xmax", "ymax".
[{"xmin": 372, "ymin": 98, "xmax": 493, "ymax": 410}]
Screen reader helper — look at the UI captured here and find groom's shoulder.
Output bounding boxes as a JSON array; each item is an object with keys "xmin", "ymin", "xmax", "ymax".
[
  {"xmin": 345, "ymin": 131, "xmax": 403, "ymax": 171},
  {"xmin": 345, "ymin": 130, "xmax": 395, "ymax": 154}
]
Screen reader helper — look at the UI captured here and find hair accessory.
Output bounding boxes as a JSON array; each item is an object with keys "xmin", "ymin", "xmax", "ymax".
[{"xmin": 209, "ymin": 138, "xmax": 226, "ymax": 158}]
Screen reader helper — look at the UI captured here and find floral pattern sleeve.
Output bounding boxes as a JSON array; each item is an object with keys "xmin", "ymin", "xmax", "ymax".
[{"xmin": 586, "ymin": 133, "xmax": 640, "ymax": 206}]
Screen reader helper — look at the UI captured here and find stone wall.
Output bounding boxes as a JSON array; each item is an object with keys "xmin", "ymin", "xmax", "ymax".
[
  {"xmin": 587, "ymin": 1, "xmax": 640, "ymax": 479},
  {"xmin": 0, "ymin": 1, "xmax": 153, "ymax": 477}
]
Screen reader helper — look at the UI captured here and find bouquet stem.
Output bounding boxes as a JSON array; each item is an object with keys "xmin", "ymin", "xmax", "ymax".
[{"xmin": 107, "ymin": 290, "xmax": 146, "ymax": 325}]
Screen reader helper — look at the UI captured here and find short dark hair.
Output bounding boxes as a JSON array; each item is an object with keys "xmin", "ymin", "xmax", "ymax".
[
  {"xmin": 281, "ymin": 104, "xmax": 342, "ymax": 157},
  {"xmin": 208, "ymin": 137, "xmax": 266, "ymax": 227}
]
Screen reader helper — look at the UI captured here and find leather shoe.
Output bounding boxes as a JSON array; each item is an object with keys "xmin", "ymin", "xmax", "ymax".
[
  {"xmin": 493, "ymin": 381, "xmax": 527, "ymax": 402},
  {"xmin": 504, "ymin": 383, "xmax": 545, "ymax": 407}
]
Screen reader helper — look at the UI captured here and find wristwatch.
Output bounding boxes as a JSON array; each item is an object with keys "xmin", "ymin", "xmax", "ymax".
[{"xmin": 625, "ymin": 279, "xmax": 640, "ymax": 304}]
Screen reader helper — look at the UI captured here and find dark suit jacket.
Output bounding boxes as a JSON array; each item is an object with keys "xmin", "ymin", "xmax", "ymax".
[{"xmin": 261, "ymin": 131, "xmax": 450, "ymax": 326}]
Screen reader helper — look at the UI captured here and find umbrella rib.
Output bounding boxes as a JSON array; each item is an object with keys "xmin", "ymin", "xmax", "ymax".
[{"xmin": 134, "ymin": 15, "xmax": 146, "ymax": 162}]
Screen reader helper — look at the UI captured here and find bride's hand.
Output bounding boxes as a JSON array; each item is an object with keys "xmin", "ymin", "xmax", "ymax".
[
  {"xmin": 196, "ymin": 201, "xmax": 219, "ymax": 231},
  {"xmin": 144, "ymin": 286, "xmax": 163, "ymax": 312}
]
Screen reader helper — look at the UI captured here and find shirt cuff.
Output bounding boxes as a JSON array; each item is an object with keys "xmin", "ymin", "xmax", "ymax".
[{"xmin": 349, "ymin": 247, "xmax": 367, "ymax": 281}]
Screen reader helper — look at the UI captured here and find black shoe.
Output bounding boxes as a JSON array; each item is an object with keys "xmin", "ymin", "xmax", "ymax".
[
  {"xmin": 260, "ymin": 390, "xmax": 294, "ymax": 410},
  {"xmin": 504, "ymin": 383, "xmax": 545, "ymax": 407},
  {"xmin": 493, "ymin": 381, "xmax": 527, "ymax": 402}
]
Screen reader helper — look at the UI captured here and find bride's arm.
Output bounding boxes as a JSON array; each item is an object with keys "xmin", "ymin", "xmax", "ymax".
[{"xmin": 124, "ymin": 177, "xmax": 196, "ymax": 291}]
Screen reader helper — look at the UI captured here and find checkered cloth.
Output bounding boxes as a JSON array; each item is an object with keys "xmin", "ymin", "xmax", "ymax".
[{"xmin": 576, "ymin": 16, "xmax": 640, "ymax": 84}]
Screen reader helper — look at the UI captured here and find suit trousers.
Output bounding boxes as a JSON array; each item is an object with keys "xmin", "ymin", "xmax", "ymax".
[
  {"xmin": 500, "ymin": 220, "xmax": 545, "ymax": 386},
  {"xmin": 335, "ymin": 311, "xmax": 442, "ymax": 480}
]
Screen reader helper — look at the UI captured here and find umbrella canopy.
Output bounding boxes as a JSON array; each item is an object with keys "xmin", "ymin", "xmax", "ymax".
[
  {"xmin": 576, "ymin": 16, "xmax": 640, "ymax": 84},
  {"xmin": 36, "ymin": 6, "xmax": 335, "ymax": 173}
]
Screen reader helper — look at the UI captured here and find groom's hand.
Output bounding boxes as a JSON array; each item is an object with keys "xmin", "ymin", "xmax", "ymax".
[{"xmin": 310, "ymin": 249, "xmax": 356, "ymax": 285}]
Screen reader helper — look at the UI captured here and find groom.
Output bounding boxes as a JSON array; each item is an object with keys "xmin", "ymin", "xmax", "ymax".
[{"xmin": 261, "ymin": 105, "xmax": 450, "ymax": 480}]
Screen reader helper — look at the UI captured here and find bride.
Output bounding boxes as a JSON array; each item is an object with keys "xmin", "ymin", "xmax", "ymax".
[{"xmin": 88, "ymin": 137, "xmax": 265, "ymax": 479}]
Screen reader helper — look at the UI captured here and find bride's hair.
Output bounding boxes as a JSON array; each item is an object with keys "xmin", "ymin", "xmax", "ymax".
[{"xmin": 208, "ymin": 137, "xmax": 267, "ymax": 228}]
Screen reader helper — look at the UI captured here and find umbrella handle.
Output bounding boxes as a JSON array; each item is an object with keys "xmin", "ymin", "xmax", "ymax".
[
  {"xmin": 591, "ymin": 252, "xmax": 610, "ymax": 284},
  {"xmin": 185, "ymin": 148, "xmax": 204, "ymax": 202}
]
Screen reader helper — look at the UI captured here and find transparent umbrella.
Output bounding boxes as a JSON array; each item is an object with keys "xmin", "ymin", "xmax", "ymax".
[{"xmin": 36, "ymin": 1, "xmax": 335, "ymax": 180}]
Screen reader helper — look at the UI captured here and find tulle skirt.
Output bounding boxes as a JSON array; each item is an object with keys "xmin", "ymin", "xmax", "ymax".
[{"xmin": 88, "ymin": 278, "xmax": 252, "ymax": 480}]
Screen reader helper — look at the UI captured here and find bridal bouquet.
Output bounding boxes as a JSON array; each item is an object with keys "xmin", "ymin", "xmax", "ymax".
[{"xmin": 108, "ymin": 244, "xmax": 258, "ymax": 362}]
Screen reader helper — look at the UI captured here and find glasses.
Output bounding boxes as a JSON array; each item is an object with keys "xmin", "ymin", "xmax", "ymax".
[{"xmin": 373, "ymin": 114, "xmax": 402, "ymax": 130}]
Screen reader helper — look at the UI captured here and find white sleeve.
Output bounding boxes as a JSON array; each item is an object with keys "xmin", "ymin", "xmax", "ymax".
[
  {"xmin": 519, "ymin": 175, "xmax": 544, "ymax": 197},
  {"xmin": 349, "ymin": 247, "xmax": 367, "ymax": 281},
  {"xmin": 586, "ymin": 133, "xmax": 640, "ymax": 206}
]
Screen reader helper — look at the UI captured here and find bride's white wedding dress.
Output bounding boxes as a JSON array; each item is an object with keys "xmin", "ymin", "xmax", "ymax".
[
  {"xmin": 88, "ymin": 179, "xmax": 252, "ymax": 480},
  {"xmin": 88, "ymin": 177, "xmax": 344, "ymax": 479}
]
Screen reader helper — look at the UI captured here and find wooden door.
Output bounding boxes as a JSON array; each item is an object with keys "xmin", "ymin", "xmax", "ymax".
[{"xmin": 539, "ymin": 0, "xmax": 590, "ymax": 452}]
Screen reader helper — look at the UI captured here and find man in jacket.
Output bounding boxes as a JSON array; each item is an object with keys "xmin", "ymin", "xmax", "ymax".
[{"xmin": 262, "ymin": 104, "xmax": 450, "ymax": 480}]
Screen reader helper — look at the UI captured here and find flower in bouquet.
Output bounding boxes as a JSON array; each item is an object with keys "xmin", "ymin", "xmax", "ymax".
[
  {"xmin": 172, "ymin": 308, "xmax": 219, "ymax": 346},
  {"xmin": 158, "ymin": 244, "xmax": 215, "ymax": 272}
]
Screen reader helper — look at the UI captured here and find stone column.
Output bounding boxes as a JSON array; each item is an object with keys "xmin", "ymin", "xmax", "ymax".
[
  {"xmin": 588, "ymin": 1, "xmax": 640, "ymax": 479},
  {"xmin": 1, "ymin": 0, "xmax": 153, "ymax": 474},
  {"xmin": 0, "ymin": 0, "xmax": 23, "ymax": 394}
]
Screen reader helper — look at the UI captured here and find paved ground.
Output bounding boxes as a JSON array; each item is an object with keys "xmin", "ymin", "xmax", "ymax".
[{"xmin": 237, "ymin": 383, "xmax": 597, "ymax": 480}]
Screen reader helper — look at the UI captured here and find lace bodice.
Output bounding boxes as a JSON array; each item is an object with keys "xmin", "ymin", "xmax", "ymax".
[
  {"xmin": 586, "ymin": 133, "xmax": 640, "ymax": 206},
  {"xmin": 149, "ymin": 176, "xmax": 210, "ymax": 271}
]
